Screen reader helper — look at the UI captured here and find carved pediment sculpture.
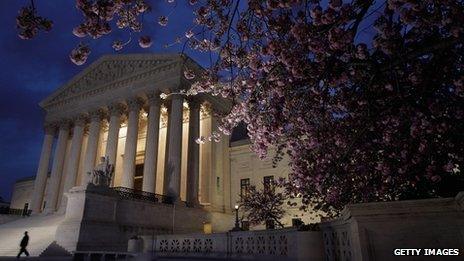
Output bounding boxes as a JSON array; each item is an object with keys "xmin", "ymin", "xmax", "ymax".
[{"xmin": 40, "ymin": 54, "xmax": 183, "ymax": 109}]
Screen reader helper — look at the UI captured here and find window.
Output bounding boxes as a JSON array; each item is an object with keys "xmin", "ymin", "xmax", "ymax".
[
  {"xmin": 134, "ymin": 164, "xmax": 144, "ymax": 191},
  {"xmin": 241, "ymin": 221, "xmax": 250, "ymax": 231},
  {"xmin": 240, "ymin": 178, "xmax": 250, "ymax": 197},
  {"xmin": 135, "ymin": 164, "xmax": 144, "ymax": 177},
  {"xmin": 263, "ymin": 175, "xmax": 274, "ymax": 191}
]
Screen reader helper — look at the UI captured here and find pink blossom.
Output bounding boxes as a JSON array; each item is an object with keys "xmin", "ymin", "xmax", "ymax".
[{"xmin": 138, "ymin": 35, "xmax": 152, "ymax": 48}]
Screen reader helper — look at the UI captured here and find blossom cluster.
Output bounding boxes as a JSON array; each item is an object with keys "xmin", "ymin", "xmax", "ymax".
[
  {"xmin": 16, "ymin": 5, "xmax": 53, "ymax": 40},
  {"xmin": 18, "ymin": 0, "xmax": 464, "ymax": 214},
  {"xmin": 184, "ymin": 0, "xmax": 464, "ymax": 214},
  {"xmin": 74, "ymin": 0, "xmax": 150, "ymax": 39},
  {"xmin": 70, "ymin": 0, "xmax": 151, "ymax": 65}
]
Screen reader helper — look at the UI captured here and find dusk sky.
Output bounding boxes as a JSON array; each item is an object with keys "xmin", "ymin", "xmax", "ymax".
[
  {"xmin": 0, "ymin": 1, "xmax": 375, "ymax": 202},
  {"xmin": 0, "ymin": 1, "xmax": 211, "ymax": 201}
]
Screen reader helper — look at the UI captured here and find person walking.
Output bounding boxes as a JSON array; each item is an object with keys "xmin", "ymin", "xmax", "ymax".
[{"xmin": 16, "ymin": 231, "xmax": 29, "ymax": 258}]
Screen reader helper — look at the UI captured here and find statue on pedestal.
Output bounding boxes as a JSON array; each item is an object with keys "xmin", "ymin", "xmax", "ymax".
[{"xmin": 87, "ymin": 156, "xmax": 114, "ymax": 187}]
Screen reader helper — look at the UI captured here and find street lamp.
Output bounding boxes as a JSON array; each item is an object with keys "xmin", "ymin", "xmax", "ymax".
[{"xmin": 231, "ymin": 204, "xmax": 241, "ymax": 231}]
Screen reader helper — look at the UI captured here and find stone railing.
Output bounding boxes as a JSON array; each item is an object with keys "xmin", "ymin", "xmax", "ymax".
[
  {"xmin": 153, "ymin": 228, "xmax": 324, "ymax": 261},
  {"xmin": 0, "ymin": 207, "xmax": 31, "ymax": 216},
  {"xmin": 112, "ymin": 186, "xmax": 172, "ymax": 204},
  {"xmin": 320, "ymin": 219, "xmax": 352, "ymax": 261},
  {"xmin": 320, "ymin": 192, "xmax": 464, "ymax": 261}
]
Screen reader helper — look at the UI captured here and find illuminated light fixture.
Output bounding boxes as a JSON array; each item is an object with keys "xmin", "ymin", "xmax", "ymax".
[{"xmin": 231, "ymin": 204, "xmax": 241, "ymax": 232}]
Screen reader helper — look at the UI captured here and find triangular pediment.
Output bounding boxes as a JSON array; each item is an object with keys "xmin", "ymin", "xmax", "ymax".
[{"xmin": 40, "ymin": 53, "xmax": 182, "ymax": 108}]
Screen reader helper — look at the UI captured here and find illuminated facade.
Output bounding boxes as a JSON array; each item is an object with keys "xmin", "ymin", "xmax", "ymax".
[{"xmin": 11, "ymin": 54, "xmax": 318, "ymax": 228}]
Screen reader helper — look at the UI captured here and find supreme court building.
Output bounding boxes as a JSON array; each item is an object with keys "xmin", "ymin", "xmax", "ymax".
[{"xmin": 7, "ymin": 54, "xmax": 315, "ymax": 240}]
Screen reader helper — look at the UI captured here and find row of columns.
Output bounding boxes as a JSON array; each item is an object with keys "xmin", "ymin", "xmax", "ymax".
[{"xmin": 30, "ymin": 92, "xmax": 202, "ymax": 214}]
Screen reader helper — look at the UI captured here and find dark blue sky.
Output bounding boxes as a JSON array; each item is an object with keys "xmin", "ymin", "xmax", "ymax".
[
  {"xmin": 0, "ymin": 1, "xmax": 376, "ymax": 202},
  {"xmin": 0, "ymin": 1, "xmax": 208, "ymax": 201}
]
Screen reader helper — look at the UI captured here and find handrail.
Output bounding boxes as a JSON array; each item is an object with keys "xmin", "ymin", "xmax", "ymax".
[
  {"xmin": 111, "ymin": 186, "xmax": 174, "ymax": 204},
  {"xmin": 0, "ymin": 207, "xmax": 31, "ymax": 216}
]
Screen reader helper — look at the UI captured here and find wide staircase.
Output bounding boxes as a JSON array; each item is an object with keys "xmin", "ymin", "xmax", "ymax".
[{"xmin": 0, "ymin": 213, "xmax": 66, "ymax": 257}]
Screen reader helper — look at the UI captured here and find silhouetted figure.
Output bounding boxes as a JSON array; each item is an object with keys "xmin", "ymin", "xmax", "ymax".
[{"xmin": 16, "ymin": 231, "xmax": 29, "ymax": 258}]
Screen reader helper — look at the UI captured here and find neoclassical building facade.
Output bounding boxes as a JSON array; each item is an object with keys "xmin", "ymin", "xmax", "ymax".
[
  {"xmin": 29, "ymin": 53, "xmax": 232, "ymax": 215},
  {"xmin": 10, "ymin": 53, "xmax": 317, "ymax": 228}
]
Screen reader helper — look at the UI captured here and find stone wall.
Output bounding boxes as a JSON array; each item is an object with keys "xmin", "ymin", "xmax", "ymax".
[
  {"xmin": 153, "ymin": 228, "xmax": 324, "ymax": 261},
  {"xmin": 320, "ymin": 192, "xmax": 464, "ymax": 261},
  {"xmin": 55, "ymin": 184, "xmax": 233, "ymax": 252},
  {"xmin": 10, "ymin": 179, "xmax": 34, "ymax": 209},
  {"xmin": 10, "ymin": 177, "xmax": 50, "ymax": 211}
]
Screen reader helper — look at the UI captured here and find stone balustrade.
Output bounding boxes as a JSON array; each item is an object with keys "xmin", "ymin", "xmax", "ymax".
[{"xmin": 152, "ymin": 228, "xmax": 324, "ymax": 261}]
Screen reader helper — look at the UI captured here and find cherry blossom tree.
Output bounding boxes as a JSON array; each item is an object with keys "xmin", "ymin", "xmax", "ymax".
[
  {"xmin": 239, "ymin": 183, "xmax": 286, "ymax": 228},
  {"xmin": 186, "ymin": 0, "xmax": 464, "ymax": 215},
  {"xmin": 17, "ymin": 0, "xmax": 464, "ymax": 215}
]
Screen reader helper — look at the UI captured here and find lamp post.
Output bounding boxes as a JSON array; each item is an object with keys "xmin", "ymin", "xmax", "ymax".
[{"xmin": 231, "ymin": 204, "xmax": 241, "ymax": 231}]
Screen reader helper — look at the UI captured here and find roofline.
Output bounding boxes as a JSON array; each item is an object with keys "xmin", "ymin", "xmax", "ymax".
[{"xmin": 39, "ymin": 52, "xmax": 184, "ymax": 108}]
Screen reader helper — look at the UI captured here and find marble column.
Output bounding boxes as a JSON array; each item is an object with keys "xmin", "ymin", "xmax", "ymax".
[
  {"xmin": 121, "ymin": 98, "xmax": 142, "ymax": 189},
  {"xmin": 164, "ymin": 94, "xmax": 184, "ymax": 202},
  {"xmin": 44, "ymin": 121, "xmax": 70, "ymax": 213},
  {"xmin": 142, "ymin": 93, "xmax": 161, "ymax": 193},
  {"xmin": 61, "ymin": 116, "xmax": 86, "ymax": 202},
  {"xmin": 82, "ymin": 109, "xmax": 104, "ymax": 184},
  {"xmin": 30, "ymin": 124, "xmax": 56, "ymax": 214},
  {"xmin": 186, "ymin": 100, "xmax": 201, "ymax": 207},
  {"xmin": 106, "ymin": 103, "xmax": 125, "ymax": 166}
]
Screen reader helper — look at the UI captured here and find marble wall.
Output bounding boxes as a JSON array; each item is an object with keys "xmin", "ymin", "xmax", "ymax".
[
  {"xmin": 10, "ymin": 177, "xmax": 50, "ymax": 211},
  {"xmin": 229, "ymin": 141, "xmax": 321, "ymax": 228}
]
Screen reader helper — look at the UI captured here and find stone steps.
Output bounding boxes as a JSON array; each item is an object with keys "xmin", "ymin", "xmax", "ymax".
[{"xmin": 0, "ymin": 214, "xmax": 65, "ymax": 257}]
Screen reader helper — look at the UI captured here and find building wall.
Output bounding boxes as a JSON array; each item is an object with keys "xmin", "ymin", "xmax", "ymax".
[
  {"xmin": 229, "ymin": 141, "xmax": 320, "ymax": 229},
  {"xmin": 101, "ymin": 106, "xmax": 218, "ymax": 203},
  {"xmin": 11, "ymin": 103, "xmax": 228, "ymax": 207},
  {"xmin": 10, "ymin": 120, "xmax": 318, "ymax": 228},
  {"xmin": 10, "ymin": 178, "xmax": 51, "ymax": 211}
]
